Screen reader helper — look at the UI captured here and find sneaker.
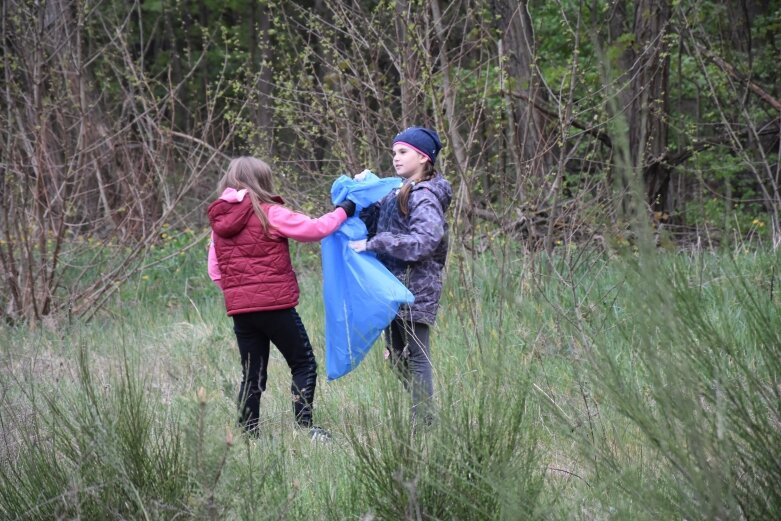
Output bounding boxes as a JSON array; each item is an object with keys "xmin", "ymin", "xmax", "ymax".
[{"xmin": 308, "ymin": 425, "xmax": 332, "ymax": 443}]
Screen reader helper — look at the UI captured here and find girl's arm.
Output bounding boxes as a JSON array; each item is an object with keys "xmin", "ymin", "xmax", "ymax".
[
  {"xmin": 207, "ymin": 233, "xmax": 223, "ymax": 289},
  {"xmin": 367, "ymin": 191, "xmax": 444, "ymax": 262},
  {"xmin": 267, "ymin": 205, "xmax": 348, "ymax": 242}
]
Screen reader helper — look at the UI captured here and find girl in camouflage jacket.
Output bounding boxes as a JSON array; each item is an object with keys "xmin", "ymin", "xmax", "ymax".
[{"xmin": 351, "ymin": 127, "xmax": 452, "ymax": 426}]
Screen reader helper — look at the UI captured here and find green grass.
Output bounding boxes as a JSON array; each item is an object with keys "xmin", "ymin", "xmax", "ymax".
[{"xmin": 1, "ymin": 235, "xmax": 780, "ymax": 519}]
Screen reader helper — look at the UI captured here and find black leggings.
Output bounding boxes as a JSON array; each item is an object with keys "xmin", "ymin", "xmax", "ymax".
[
  {"xmin": 386, "ymin": 318, "xmax": 434, "ymax": 424},
  {"xmin": 232, "ymin": 308, "xmax": 318, "ymax": 432}
]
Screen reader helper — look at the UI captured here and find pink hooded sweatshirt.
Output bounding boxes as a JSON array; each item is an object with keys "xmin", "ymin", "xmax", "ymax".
[{"xmin": 207, "ymin": 188, "xmax": 347, "ymax": 290}]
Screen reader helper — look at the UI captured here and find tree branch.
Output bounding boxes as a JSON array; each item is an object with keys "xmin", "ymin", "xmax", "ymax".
[
  {"xmin": 503, "ymin": 88, "xmax": 613, "ymax": 148},
  {"xmin": 695, "ymin": 42, "xmax": 781, "ymax": 112}
]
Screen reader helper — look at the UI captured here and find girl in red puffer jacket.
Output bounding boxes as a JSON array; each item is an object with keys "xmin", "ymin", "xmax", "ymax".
[{"xmin": 207, "ymin": 156, "xmax": 355, "ymax": 440}]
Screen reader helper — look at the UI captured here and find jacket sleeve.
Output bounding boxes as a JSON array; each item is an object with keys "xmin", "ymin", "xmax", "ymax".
[
  {"xmin": 367, "ymin": 190, "xmax": 444, "ymax": 262},
  {"xmin": 207, "ymin": 233, "xmax": 223, "ymax": 289},
  {"xmin": 267, "ymin": 205, "xmax": 347, "ymax": 242}
]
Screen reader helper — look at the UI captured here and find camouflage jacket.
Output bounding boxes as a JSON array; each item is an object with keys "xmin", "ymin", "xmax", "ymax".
[{"xmin": 362, "ymin": 173, "xmax": 452, "ymax": 325}]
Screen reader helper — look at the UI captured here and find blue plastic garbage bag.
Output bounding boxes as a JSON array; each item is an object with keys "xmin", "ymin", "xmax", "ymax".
[{"xmin": 322, "ymin": 172, "xmax": 414, "ymax": 380}]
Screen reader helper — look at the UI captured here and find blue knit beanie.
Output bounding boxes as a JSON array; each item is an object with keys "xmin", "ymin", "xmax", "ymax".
[{"xmin": 392, "ymin": 127, "xmax": 442, "ymax": 163}]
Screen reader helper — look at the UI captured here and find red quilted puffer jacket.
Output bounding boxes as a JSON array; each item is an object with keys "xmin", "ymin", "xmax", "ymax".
[
  {"xmin": 207, "ymin": 188, "xmax": 348, "ymax": 316},
  {"xmin": 209, "ymin": 195, "xmax": 298, "ymax": 315}
]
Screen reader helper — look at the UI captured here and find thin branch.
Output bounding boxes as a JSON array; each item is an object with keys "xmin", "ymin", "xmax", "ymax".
[{"xmin": 694, "ymin": 42, "xmax": 781, "ymax": 112}]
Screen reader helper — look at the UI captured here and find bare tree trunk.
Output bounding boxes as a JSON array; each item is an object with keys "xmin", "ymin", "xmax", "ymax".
[
  {"xmin": 636, "ymin": 1, "xmax": 671, "ymax": 213},
  {"xmin": 490, "ymin": 0, "xmax": 555, "ymax": 200},
  {"xmin": 611, "ymin": 0, "xmax": 672, "ymax": 214},
  {"xmin": 250, "ymin": 0, "xmax": 274, "ymax": 154},
  {"xmin": 428, "ymin": 0, "xmax": 471, "ymax": 213},
  {"xmin": 395, "ymin": 0, "xmax": 425, "ymax": 127}
]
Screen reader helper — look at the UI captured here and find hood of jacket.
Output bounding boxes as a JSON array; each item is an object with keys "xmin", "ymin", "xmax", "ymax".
[
  {"xmin": 412, "ymin": 172, "xmax": 452, "ymax": 212},
  {"xmin": 207, "ymin": 188, "xmax": 284, "ymax": 238}
]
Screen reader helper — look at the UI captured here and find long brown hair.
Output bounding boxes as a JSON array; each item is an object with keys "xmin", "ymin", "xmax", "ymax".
[
  {"xmin": 398, "ymin": 161, "xmax": 435, "ymax": 216},
  {"xmin": 218, "ymin": 156, "xmax": 277, "ymax": 232}
]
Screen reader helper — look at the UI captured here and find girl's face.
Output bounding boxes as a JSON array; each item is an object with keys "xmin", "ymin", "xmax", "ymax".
[{"xmin": 392, "ymin": 144, "xmax": 429, "ymax": 178}]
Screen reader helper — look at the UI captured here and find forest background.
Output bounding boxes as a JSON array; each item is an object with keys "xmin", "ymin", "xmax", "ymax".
[
  {"xmin": 2, "ymin": 0, "xmax": 780, "ymax": 322},
  {"xmin": 1, "ymin": 1, "xmax": 781, "ymax": 520}
]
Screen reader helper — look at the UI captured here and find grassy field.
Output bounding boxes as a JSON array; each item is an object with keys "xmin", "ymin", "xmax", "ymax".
[{"xmin": 1, "ymin": 234, "xmax": 779, "ymax": 520}]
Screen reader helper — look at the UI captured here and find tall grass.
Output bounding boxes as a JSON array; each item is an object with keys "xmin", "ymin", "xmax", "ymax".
[
  {"xmin": 346, "ymin": 348, "xmax": 544, "ymax": 520},
  {"xmin": 543, "ymin": 247, "xmax": 781, "ymax": 520},
  {"xmin": 1, "ymin": 233, "xmax": 780, "ymax": 519},
  {"xmin": 0, "ymin": 346, "xmax": 190, "ymax": 519}
]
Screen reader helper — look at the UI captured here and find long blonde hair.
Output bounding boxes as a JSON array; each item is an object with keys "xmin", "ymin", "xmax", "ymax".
[
  {"xmin": 398, "ymin": 161, "xmax": 435, "ymax": 216},
  {"xmin": 218, "ymin": 156, "xmax": 277, "ymax": 232}
]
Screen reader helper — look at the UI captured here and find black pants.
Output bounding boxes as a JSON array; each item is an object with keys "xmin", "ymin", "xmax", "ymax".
[
  {"xmin": 232, "ymin": 308, "xmax": 318, "ymax": 432},
  {"xmin": 385, "ymin": 318, "xmax": 434, "ymax": 424}
]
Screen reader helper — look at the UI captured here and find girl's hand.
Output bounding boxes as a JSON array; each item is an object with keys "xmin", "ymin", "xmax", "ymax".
[
  {"xmin": 354, "ymin": 169, "xmax": 371, "ymax": 182},
  {"xmin": 348, "ymin": 239, "xmax": 367, "ymax": 253},
  {"xmin": 336, "ymin": 199, "xmax": 356, "ymax": 217}
]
